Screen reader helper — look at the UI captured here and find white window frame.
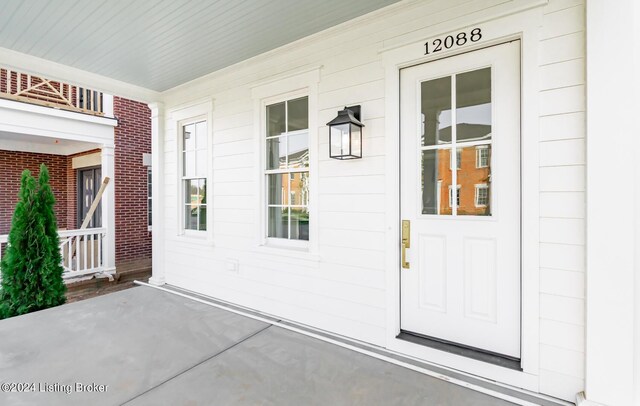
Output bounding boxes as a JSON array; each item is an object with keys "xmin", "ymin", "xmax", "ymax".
[
  {"xmin": 170, "ymin": 98, "xmax": 214, "ymax": 243},
  {"xmin": 476, "ymin": 145, "xmax": 489, "ymax": 168},
  {"xmin": 251, "ymin": 67, "xmax": 320, "ymax": 254},
  {"xmin": 474, "ymin": 183, "xmax": 489, "ymax": 207},
  {"xmin": 180, "ymin": 118, "xmax": 208, "ymax": 234},
  {"xmin": 262, "ymin": 94, "xmax": 309, "ymax": 249}
]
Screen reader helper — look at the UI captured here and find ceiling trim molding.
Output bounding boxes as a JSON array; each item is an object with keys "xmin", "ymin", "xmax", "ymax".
[{"xmin": 0, "ymin": 47, "xmax": 160, "ymax": 103}]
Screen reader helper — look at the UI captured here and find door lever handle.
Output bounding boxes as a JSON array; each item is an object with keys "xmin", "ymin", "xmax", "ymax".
[
  {"xmin": 401, "ymin": 241, "xmax": 410, "ymax": 269},
  {"xmin": 401, "ymin": 219, "xmax": 410, "ymax": 269}
]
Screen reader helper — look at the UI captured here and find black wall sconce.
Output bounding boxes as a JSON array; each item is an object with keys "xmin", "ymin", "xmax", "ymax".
[{"xmin": 327, "ymin": 105, "xmax": 364, "ymax": 160}]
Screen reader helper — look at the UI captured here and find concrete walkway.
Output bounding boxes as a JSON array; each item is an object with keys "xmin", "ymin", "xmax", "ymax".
[{"xmin": 0, "ymin": 286, "xmax": 519, "ymax": 406}]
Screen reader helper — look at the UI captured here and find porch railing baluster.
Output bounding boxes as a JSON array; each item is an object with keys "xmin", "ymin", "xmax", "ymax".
[{"xmin": 0, "ymin": 66, "xmax": 105, "ymax": 116}]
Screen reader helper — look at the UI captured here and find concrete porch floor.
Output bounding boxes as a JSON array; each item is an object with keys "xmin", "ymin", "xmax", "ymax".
[{"xmin": 0, "ymin": 286, "xmax": 536, "ymax": 406}]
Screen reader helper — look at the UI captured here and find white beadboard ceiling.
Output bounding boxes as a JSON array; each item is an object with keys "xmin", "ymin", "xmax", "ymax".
[{"xmin": 0, "ymin": 0, "xmax": 400, "ymax": 92}]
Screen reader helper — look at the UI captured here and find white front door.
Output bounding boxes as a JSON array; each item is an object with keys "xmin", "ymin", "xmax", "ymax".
[{"xmin": 400, "ymin": 42, "xmax": 521, "ymax": 358}]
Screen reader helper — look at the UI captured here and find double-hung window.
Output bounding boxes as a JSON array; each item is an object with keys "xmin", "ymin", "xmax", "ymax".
[
  {"xmin": 265, "ymin": 96, "xmax": 309, "ymax": 241},
  {"xmin": 476, "ymin": 145, "xmax": 489, "ymax": 168},
  {"xmin": 475, "ymin": 184, "xmax": 489, "ymax": 207},
  {"xmin": 449, "ymin": 185, "xmax": 461, "ymax": 208},
  {"xmin": 182, "ymin": 120, "xmax": 207, "ymax": 232}
]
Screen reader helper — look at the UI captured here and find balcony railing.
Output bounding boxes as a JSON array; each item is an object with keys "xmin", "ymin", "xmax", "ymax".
[
  {"xmin": 0, "ymin": 227, "xmax": 107, "ymax": 281},
  {"xmin": 0, "ymin": 68, "xmax": 105, "ymax": 116}
]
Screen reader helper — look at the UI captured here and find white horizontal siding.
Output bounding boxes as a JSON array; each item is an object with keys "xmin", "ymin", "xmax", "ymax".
[
  {"xmin": 538, "ymin": 2, "xmax": 586, "ymax": 400},
  {"xmin": 157, "ymin": 0, "xmax": 586, "ymax": 400}
]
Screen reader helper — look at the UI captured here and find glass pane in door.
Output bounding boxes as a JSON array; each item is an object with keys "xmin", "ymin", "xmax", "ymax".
[
  {"xmin": 421, "ymin": 148, "xmax": 453, "ymax": 215},
  {"xmin": 456, "ymin": 145, "xmax": 491, "ymax": 216},
  {"xmin": 421, "ymin": 76, "xmax": 452, "ymax": 146},
  {"xmin": 456, "ymin": 68, "xmax": 492, "ymax": 142}
]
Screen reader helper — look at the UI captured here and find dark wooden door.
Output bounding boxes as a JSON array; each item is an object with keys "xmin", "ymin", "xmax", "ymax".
[{"xmin": 78, "ymin": 167, "xmax": 102, "ymax": 228}]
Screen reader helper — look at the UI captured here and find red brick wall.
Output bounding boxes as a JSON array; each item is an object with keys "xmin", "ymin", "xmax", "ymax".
[
  {"xmin": 113, "ymin": 97, "xmax": 152, "ymax": 262},
  {"xmin": 0, "ymin": 151, "xmax": 68, "ymax": 234},
  {"xmin": 0, "ymin": 97, "xmax": 152, "ymax": 265}
]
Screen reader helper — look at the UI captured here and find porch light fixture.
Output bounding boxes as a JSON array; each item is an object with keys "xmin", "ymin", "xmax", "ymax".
[{"xmin": 327, "ymin": 105, "xmax": 364, "ymax": 160}]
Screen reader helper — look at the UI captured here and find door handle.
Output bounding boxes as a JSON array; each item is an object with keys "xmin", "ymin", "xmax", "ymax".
[
  {"xmin": 401, "ymin": 220, "xmax": 410, "ymax": 269},
  {"xmin": 401, "ymin": 242, "xmax": 410, "ymax": 269}
]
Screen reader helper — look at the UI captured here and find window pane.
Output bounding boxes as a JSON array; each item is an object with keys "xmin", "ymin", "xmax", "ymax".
[
  {"xmin": 183, "ymin": 151, "xmax": 195, "ymax": 177},
  {"xmin": 458, "ymin": 145, "xmax": 491, "ymax": 216},
  {"xmin": 268, "ymin": 207, "xmax": 288, "ymax": 239},
  {"xmin": 184, "ymin": 179, "xmax": 206, "ymax": 205},
  {"xmin": 199, "ymin": 179, "xmax": 207, "ymax": 205},
  {"xmin": 266, "ymin": 137, "xmax": 286, "ymax": 170},
  {"xmin": 267, "ymin": 174, "xmax": 288, "ymax": 205},
  {"xmin": 290, "ymin": 207, "xmax": 309, "ymax": 241},
  {"xmin": 421, "ymin": 76, "xmax": 452, "ymax": 146},
  {"xmin": 196, "ymin": 150, "xmax": 207, "ymax": 177},
  {"xmin": 288, "ymin": 132, "xmax": 309, "ymax": 168},
  {"xmin": 456, "ymin": 68, "xmax": 491, "ymax": 142},
  {"xmin": 185, "ymin": 204, "xmax": 198, "ymax": 230},
  {"xmin": 476, "ymin": 145, "xmax": 490, "ymax": 168},
  {"xmin": 267, "ymin": 102, "xmax": 286, "ymax": 137},
  {"xmin": 290, "ymin": 172, "xmax": 309, "ymax": 206},
  {"xmin": 287, "ymin": 97, "xmax": 308, "ymax": 131},
  {"xmin": 195, "ymin": 121, "xmax": 207, "ymax": 149},
  {"xmin": 421, "ymin": 148, "xmax": 453, "ymax": 215},
  {"xmin": 199, "ymin": 206, "xmax": 207, "ymax": 231},
  {"xmin": 183, "ymin": 123, "xmax": 195, "ymax": 151}
]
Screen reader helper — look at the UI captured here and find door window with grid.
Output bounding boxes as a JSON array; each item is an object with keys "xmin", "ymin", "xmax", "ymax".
[
  {"xmin": 420, "ymin": 67, "xmax": 492, "ymax": 216},
  {"xmin": 265, "ymin": 96, "xmax": 309, "ymax": 241},
  {"xmin": 182, "ymin": 120, "xmax": 207, "ymax": 231}
]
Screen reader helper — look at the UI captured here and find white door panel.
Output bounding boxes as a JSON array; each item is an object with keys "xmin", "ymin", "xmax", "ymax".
[{"xmin": 400, "ymin": 42, "xmax": 521, "ymax": 358}]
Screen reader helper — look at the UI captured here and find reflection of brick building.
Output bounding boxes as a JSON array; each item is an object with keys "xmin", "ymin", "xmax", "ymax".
[
  {"xmin": 436, "ymin": 146, "xmax": 490, "ymax": 215},
  {"xmin": 422, "ymin": 123, "xmax": 491, "ymax": 216}
]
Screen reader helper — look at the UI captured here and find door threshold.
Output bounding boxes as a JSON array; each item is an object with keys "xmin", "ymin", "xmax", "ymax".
[{"xmin": 397, "ymin": 330, "xmax": 522, "ymax": 371}]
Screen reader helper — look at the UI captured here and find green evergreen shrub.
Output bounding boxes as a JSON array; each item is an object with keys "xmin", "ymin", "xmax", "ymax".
[{"xmin": 0, "ymin": 164, "xmax": 66, "ymax": 319}]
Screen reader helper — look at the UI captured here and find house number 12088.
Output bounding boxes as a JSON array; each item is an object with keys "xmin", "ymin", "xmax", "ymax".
[{"xmin": 424, "ymin": 28, "xmax": 482, "ymax": 55}]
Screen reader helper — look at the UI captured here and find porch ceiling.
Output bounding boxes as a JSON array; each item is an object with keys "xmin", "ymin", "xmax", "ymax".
[
  {"xmin": 0, "ymin": 131, "xmax": 100, "ymax": 156},
  {"xmin": 0, "ymin": 0, "xmax": 400, "ymax": 92}
]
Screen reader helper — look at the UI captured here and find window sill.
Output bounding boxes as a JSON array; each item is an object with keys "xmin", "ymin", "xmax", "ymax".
[
  {"xmin": 172, "ymin": 233, "xmax": 215, "ymax": 247},
  {"xmin": 253, "ymin": 244, "xmax": 320, "ymax": 262}
]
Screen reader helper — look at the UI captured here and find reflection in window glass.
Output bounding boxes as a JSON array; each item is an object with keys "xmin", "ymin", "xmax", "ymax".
[
  {"xmin": 287, "ymin": 97, "xmax": 309, "ymax": 131},
  {"xmin": 421, "ymin": 76, "xmax": 452, "ymax": 146},
  {"xmin": 456, "ymin": 68, "xmax": 491, "ymax": 142},
  {"xmin": 420, "ymin": 67, "xmax": 493, "ymax": 217},
  {"xmin": 268, "ymin": 207, "xmax": 288, "ymax": 239},
  {"xmin": 458, "ymin": 146, "xmax": 491, "ymax": 216},
  {"xmin": 287, "ymin": 132, "xmax": 309, "ymax": 168},
  {"xmin": 265, "ymin": 97, "xmax": 309, "ymax": 240},
  {"xmin": 267, "ymin": 102, "xmax": 286, "ymax": 137},
  {"xmin": 266, "ymin": 138, "xmax": 286, "ymax": 170},
  {"xmin": 421, "ymin": 149, "xmax": 453, "ymax": 215},
  {"xmin": 182, "ymin": 121, "xmax": 207, "ymax": 231}
]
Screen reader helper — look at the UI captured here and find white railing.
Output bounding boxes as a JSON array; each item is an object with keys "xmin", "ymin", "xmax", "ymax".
[
  {"xmin": 59, "ymin": 228, "xmax": 106, "ymax": 279},
  {"xmin": 0, "ymin": 227, "xmax": 107, "ymax": 280},
  {"xmin": 0, "ymin": 68, "xmax": 105, "ymax": 116}
]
